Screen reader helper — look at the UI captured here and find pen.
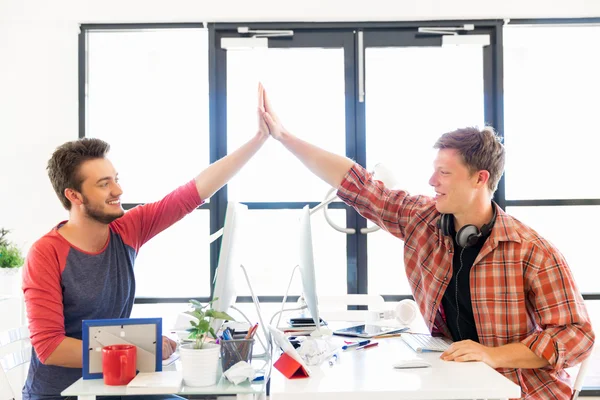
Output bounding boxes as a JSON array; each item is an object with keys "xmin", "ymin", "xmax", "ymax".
[
  {"xmin": 245, "ymin": 323, "xmax": 258, "ymax": 339},
  {"xmin": 328, "ymin": 354, "xmax": 339, "ymax": 366},
  {"xmin": 250, "ymin": 323, "xmax": 259, "ymax": 339},
  {"xmin": 222, "ymin": 328, "xmax": 233, "ymax": 340},
  {"xmin": 342, "ymin": 339, "xmax": 371, "ymax": 350},
  {"xmin": 356, "ymin": 342, "xmax": 379, "ymax": 351}
]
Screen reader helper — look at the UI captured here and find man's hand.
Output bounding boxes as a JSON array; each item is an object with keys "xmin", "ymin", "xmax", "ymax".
[
  {"xmin": 257, "ymin": 83, "xmax": 270, "ymax": 140},
  {"xmin": 441, "ymin": 340, "xmax": 498, "ymax": 368},
  {"xmin": 260, "ymin": 84, "xmax": 286, "ymax": 141},
  {"xmin": 162, "ymin": 336, "xmax": 177, "ymax": 360}
]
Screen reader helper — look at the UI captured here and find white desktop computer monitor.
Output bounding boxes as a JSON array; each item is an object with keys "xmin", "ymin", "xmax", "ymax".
[
  {"xmin": 299, "ymin": 205, "xmax": 320, "ymax": 329},
  {"xmin": 210, "ymin": 201, "xmax": 248, "ymax": 332}
]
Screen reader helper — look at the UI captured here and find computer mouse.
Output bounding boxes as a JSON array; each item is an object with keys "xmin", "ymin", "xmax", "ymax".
[{"xmin": 392, "ymin": 359, "xmax": 432, "ymax": 369}]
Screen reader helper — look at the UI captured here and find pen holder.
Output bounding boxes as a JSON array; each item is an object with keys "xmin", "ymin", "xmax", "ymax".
[{"xmin": 220, "ymin": 339, "xmax": 255, "ymax": 372}]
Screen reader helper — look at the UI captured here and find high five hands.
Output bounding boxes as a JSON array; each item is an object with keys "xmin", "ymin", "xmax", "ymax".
[{"xmin": 258, "ymin": 82, "xmax": 286, "ymax": 141}]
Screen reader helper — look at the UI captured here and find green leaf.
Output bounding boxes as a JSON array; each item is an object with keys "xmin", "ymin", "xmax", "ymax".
[
  {"xmin": 210, "ymin": 311, "xmax": 235, "ymax": 321},
  {"xmin": 209, "ymin": 327, "xmax": 217, "ymax": 339},
  {"xmin": 198, "ymin": 320, "xmax": 210, "ymax": 332},
  {"xmin": 189, "ymin": 299, "xmax": 204, "ymax": 308},
  {"xmin": 189, "ymin": 320, "xmax": 198, "ymax": 327},
  {"xmin": 186, "ymin": 310, "xmax": 204, "ymax": 321}
]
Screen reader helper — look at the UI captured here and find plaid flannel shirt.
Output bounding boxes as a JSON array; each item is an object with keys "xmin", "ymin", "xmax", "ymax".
[{"xmin": 337, "ymin": 164, "xmax": 595, "ymax": 400}]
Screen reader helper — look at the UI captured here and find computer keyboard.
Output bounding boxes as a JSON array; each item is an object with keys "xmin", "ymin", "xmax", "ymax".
[{"xmin": 401, "ymin": 333, "xmax": 452, "ymax": 353}]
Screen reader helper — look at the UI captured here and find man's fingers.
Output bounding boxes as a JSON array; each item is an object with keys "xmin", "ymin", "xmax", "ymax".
[
  {"xmin": 441, "ymin": 343, "xmax": 460, "ymax": 358},
  {"xmin": 454, "ymin": 353, "xmax": 479, "ymax": 362},
  {"xmin": 258, "ymin": 82, "xmax": 264, "ymax": 108},
  {"xmin": 161, "ymin": 336, "xmax": 177, "ymax": 359},
  {"xmin": 263, "ymin": 88, "xmax": 273, "ymax": 112},
  {"xmin": 263, "ymin": 112, "xmax": 275, "ymax": 129},
  {"xmin": 442, "ymin": 344, "xmax": 470, "ymax": 360},
  {"xmin": 162, "ymin": 342, "xmax": 171, "ymax": 359}
]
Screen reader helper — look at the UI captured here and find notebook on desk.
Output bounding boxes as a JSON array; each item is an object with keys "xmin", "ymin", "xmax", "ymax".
[{"xmin": 126, "ymin": 371, "xmax": 182, "ymax": 394}]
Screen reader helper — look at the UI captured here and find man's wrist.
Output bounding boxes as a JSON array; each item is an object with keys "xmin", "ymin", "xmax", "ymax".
[
  {"xmin": 279, "ymin": 129, "xmax": 293, "ymax": 145},
  {"xmin": 486, "ymin": 346, "xmax": 501, "ymax": 368}
]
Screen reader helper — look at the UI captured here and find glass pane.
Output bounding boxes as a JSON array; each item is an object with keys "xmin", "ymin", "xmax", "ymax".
[
  {"xmin": 365, "ymin": 46, "xmax": 485, "ymax": 196},
  {"xmin": 235, "ymin": 209, "xmax": 347, "ymax": 296},
  {"xmin": 506, "ymin": 206, "xmax": 599, "ymax": 293},
  {"xmin": 226, "ymin": 48, "xmax": 346, "ymax": 202},
  {"xmin": 366, "ymin": 46, "xmax": 484, "ymax": 295},
  {"xmin": 134, "ymin": 210, "xmax": 210, "ymax": 298},
  {"xmin": 130, "ymin": 303, "xmax": 189, "ymax": 334},
  {"xmin": 86, "ymin": 29, "xmax": 209, "ymax": 203},
  {"xmin": 504, "ymin": 26, "xmax": 600, "ymax": 200},
  {"xmin": 368, "ymin": 229, "xmax": 411, "ymax": 295},
  {"xmin": 228, "ymin": 302, "xmax": 297, "ymax": 330}
]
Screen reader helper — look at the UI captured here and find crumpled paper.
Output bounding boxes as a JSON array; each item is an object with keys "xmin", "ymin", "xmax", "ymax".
[
  {"xmin": 223, "ymin": 361, "xmax": 256, "ymax": 385},
  {"xmin": 297, "ymin": 335, "xmax": 339, "ymax": 366}
]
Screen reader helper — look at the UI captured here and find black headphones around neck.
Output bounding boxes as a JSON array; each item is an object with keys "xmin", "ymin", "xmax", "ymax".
[{"xmin": 437, "ymin": 204, "xmax": 497, "ymax": 248}]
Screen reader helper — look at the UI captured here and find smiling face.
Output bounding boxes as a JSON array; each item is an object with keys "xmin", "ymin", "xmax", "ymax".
[
  {"xmin": 75, "ymin": 158, "xmax": 124, "ymax": 224},
  {"xmin": 428, "ymin": 148, "xmax": 484, "ymax": 215}
]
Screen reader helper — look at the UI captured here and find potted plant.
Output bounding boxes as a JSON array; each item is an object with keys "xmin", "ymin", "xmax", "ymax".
[
  {"xmin": 179, "ymin": 298, "xmax": 234, "ymax": 387},
  {"xmin": 0, "ymin": 228, "xmax": 25, "ymax": 296}
]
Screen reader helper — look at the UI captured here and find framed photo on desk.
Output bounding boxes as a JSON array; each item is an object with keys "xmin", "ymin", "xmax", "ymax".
[{"xmin": 82, "ymin": 317, "xmax": 162, "ymax": 379}]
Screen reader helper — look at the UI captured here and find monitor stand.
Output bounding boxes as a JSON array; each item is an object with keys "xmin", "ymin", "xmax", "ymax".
[{"xmin": 235, "ymin": 264, "xmax": 273, "ymax": 359}]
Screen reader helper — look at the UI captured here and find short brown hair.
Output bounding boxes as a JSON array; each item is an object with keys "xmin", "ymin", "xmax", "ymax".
[
  {"xmin": 47, "ymin": 138, "xmax": 110, "ymax": 210},
  {"xmin": 434, "ymin": 126, "xmax": 505, "ymax": 193}
]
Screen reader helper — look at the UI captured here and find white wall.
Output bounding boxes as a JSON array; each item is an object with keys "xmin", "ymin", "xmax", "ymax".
[{"xmin": 2, "ymin": 0, "xmax": 600, "ymax": 251}]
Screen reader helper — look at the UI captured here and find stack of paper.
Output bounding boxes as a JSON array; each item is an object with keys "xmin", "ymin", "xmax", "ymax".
[{"xmin": 126, "ymin": 371, "xmax": 183, "ymax": 395}]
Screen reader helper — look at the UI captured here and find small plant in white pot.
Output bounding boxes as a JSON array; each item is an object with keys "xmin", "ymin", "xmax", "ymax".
[
  {"xmin": 179, "ymin": 299, "xmax": 234, "ymax": 387},
  {"xmin": 0, "ymin": 228, "xmax": 24, "ymax": 296}
]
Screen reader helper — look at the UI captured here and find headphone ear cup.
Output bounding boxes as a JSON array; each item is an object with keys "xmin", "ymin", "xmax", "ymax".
[
  {"xmin": 456, "ymin": 225, "xmax": 480, "ymax": 248},
  {"xmin": 438, "ymin": 214, "xmax": 451, "ymax": 237}
]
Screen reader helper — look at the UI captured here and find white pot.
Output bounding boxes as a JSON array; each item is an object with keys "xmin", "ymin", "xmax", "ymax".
[
  {"xmin": 179, "ymin": 342, "xmax": 221, "ymax": 387},
  {"xmin": 0, "ymin": 267, "xmax": 22, "ymax": 296}
]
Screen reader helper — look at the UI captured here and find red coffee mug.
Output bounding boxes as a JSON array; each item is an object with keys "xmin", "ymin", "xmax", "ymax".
[{"xmin": 102, "ymin": 344, "xmax": 137, "ymax": 386}]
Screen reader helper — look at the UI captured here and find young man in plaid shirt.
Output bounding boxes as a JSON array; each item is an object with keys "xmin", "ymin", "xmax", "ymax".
[{"xmin": 259, "ymin": 86, "xmax": 595, "ymax": 399}]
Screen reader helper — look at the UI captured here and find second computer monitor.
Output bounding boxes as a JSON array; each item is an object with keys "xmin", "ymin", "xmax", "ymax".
[
  {"xmin": 211, "ymin": 201, "xmax": 248, "ymax": 331},
  {"xmin": 299, "ymin": 205, "xmax": 320, "ymax": 328}
]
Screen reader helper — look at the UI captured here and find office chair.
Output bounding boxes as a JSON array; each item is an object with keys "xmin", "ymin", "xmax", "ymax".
[
  {"xmin": 572, "ymin": 348, "xmax": 594, "ymax": 400},
  {"xmin": 0, "ymin": 326, "xmax": 31, "ymax": 400}
]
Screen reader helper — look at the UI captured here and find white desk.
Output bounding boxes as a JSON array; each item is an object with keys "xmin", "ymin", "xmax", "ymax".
[
  {"xmin": 62, "ymin": 361, "xmax": 267, "ymax": 400},
  {"xmin": 270, "ymin": 336, "xmax": 521, "ymax": 400}
]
